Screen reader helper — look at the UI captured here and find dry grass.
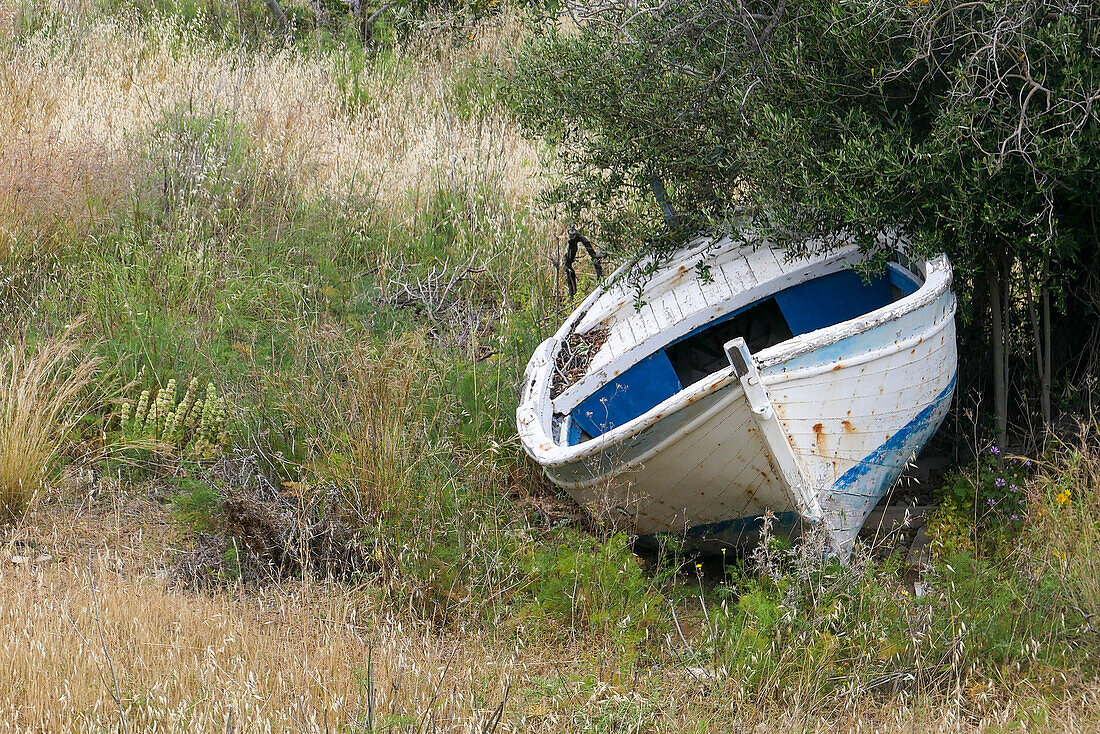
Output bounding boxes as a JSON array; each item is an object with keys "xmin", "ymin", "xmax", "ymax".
[
  {"xmin": 0, "ymin": 325, "xmax": 98, "ymax": 520},
  {"xmin": 1, "ymin": 483, "xmax": 1099, "ymax": 733},
  {"xmin": 0, "ymin": 489, "xmax": 515, "ymax": 732},
  {"xmin": 0, "ymin": 561, "xmax": 508, "ymax": 731},
  {"xmin": 0, "ymin": 0, "xmax": 545, "ymax": 245},
  {"xmin": 4, "ymin": 2, "xmax": 1100, "ymax": 731},
  {"xmin": 1, "ymin": 512, "xmax": 1097, "ymax": 734}
]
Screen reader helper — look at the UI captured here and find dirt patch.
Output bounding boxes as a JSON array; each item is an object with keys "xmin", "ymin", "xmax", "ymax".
[{"xmin": 1, "ymin": 474, "xmax": 186, "ymax": 574}]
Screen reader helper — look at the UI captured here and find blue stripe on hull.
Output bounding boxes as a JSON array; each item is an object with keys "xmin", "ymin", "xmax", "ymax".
[
  {"xmin": 676, "ymin": 372, "xmax": 957, "ymax": 550},
  {"xmin": 685, "ymin": 511, "xmax": 802, "ymax": 539},
  {"xmin": 830, "ymin": 371, "xmax": 957, "ymax": 497}
]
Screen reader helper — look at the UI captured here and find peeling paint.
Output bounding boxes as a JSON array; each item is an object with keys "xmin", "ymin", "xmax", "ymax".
[{"xmin": 518, "ymin": 242, "xmax": 957, "ymax": 554}]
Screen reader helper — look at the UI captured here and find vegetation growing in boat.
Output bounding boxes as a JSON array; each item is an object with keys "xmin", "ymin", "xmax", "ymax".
[{"xmin": 550, "ymin": 326, "xmax": 609, "ymax": 398}]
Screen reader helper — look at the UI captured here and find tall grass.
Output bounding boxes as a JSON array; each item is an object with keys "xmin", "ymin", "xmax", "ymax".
[
  {"xmin": 284, "ymin": 330, "xmax": 449, "ymax": 520},
  {"xmin": 0, "ymin": 0, "xmax": 544, "ymax": 242},
  {"xmin": 0, "ymin": 553, "xmax": 518, "ymax": 732},
  {"xmin": 4, "ymin": 0, "xmax": 1100, "ymax": 730},
  {"xmin": 0, "ymin": 326, "xmax": 98, "ymax": 519},
  {"xmin": 1025, "ymin": 434, "xmax": 1100, "ymax": 622}
]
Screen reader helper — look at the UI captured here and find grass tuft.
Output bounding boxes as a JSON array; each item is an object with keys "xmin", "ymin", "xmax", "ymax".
[
  {"xmin": 1025, "ymin": 433, "xmax": 1100, "ymax": 623},
  {"xmin": 0, "ymin": 325, "xmax": 98, "ymax": 520}
]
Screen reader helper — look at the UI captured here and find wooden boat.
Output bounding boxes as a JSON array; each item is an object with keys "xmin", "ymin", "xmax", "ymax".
[{"xmin": 517, "ymin": 236, "xmax": 957, "ymax": 556}]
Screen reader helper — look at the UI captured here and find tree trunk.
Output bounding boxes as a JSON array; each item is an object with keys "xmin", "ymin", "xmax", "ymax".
[
  {"xmin": 648, "ymin": 177, "xmax": 678, "ymax": 230},
  {"xmin": 989, "ymin": 265, "xmax": 1007, "ymax": 449},
  {"xmin": 1024, "ymin": 273, "xmax": 1046, "ymax": 439},
  {"xmin": 1002, "ymin": 253, "xmax": 1012, "ymax": 434},
  {"xmin": 1041, "ymin": 284, "xmax": 1052, "ymax": 428},
  {"xmin": 360, "ymin": 2, "xmax": 395, "ymax": 44},
  {"xmin": 265, "ymin": 0, "xmax": 291, "ymax": 37}
]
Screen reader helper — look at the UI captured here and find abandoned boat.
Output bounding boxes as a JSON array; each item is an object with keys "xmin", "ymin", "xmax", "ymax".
[{"xmin": 517, "ymin": 236, "xmax": 957, "ymax": 555}]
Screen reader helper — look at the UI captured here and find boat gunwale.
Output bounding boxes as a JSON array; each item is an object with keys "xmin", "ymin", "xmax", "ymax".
[
  {"xmin": 553, "ymin": 247, "xmax": 865, "ymax": 413},
  {"xmin": 542, "ymin": 298, "xmax": 957, "ymax": 482},
  {"xmin": 518, "ymin": 250, "xmax": 954, "ymax": 468}
]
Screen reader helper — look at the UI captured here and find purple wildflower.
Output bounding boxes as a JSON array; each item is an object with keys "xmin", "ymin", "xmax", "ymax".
[
  {"xmin": 1010, "ymin": 484, "xmax": 1019, "ymax": 493},
  {"xmin": 991, "ymin": 445, "xmax": 1001, "ymax": 456},
  {"xmin": 1011, "ymin": 514, "xmax": 1019, "ymax": 521},
  {"xmin": 995, "ymin": 478, "xmax": 1006, "ymax": 488},
  {"xmin": 987, "ymin": 498, "xmax": 997, "ymax": 506}
]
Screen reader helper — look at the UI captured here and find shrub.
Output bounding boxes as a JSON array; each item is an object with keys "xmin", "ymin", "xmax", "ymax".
[
  {"xmin": 509, "ymin": 0, "xmax": 1100, "ymax": 442},
  {"xmin": 0, "ymin": 326, "xmax": 98, "ymax": 520}
]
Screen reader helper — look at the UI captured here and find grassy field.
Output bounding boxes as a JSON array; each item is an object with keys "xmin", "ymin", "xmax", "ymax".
[{"xmin": 2, "ymin": 1, "xmax": 1100, "ymax": 731}]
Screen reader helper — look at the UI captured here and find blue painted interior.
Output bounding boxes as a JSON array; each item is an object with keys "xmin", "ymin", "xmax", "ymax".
[
  {"xmin": 887, "ymin": 262, "xmax": 921, "ymax": 295},
  {"xmin": 567, "ymin": 265, "xmax": 918, "ymax": 443},
  {"xmin": 571, "ymin": 351, "xmax": 682, "ymax": 438},
  {"xmin": 773, "ymin": 269, "xmax": 894, "ymax": 335},
  {"xmin": 564, "ymin": 416, "xmax": 583, "ymax": 446}
]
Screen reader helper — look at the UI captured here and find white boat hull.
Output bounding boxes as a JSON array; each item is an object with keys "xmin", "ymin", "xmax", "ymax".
[{"xmin": 518, "ymin": 238, "xmax": 957, "ymax": 555}]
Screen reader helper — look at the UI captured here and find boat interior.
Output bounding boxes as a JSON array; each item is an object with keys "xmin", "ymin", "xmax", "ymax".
[{"xmin": 565, "ymin": 262, "xmax": 923, "ymax": 445}]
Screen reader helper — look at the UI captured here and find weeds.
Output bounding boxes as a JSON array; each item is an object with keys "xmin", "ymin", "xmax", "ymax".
[
  {"xmin": 281, "ymin": 331, "xmax": 449, "ymax": 522},
  {"xmin": 929, "ymin": 443, "xmax": 1032, "ymax": 555},
  {"xmin": 1024, "ymin": 433, "xmax": 1100, "ymax": 625},
  {"xmin": 118, "ymin": 375, "xmax": 228, "ymax": 458}
]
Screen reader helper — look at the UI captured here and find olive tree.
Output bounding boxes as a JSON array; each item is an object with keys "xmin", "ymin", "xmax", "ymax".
[{"xmin": 510, "ymin": 0, "xmax": 1100, "ymax": 446}]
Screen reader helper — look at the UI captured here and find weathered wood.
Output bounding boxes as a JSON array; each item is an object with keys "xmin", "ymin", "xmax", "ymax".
[
  {"xmin": 726, "ymin": 337, "xmax": 822, "ymax": 521},
  {"xmin": 518, "ymin": 236, "xmax": 958, "ymax": 556}
]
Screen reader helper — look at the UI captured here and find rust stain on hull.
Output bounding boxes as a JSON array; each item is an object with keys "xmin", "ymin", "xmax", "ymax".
[{"xmin": 813, "ymin": 422, "xmax": 827, "ymax": 455}]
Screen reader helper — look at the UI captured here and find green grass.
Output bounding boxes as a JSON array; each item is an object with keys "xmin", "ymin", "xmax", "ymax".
[
  {"xmin": 5, "ymin": 0, "xmax": 1100, "ymax": 728},
  {"xmin": 170, "ymin": 475, "xmax": 222, "ymax": 531}
]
